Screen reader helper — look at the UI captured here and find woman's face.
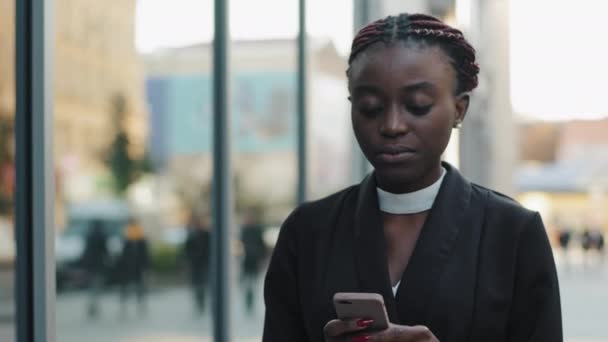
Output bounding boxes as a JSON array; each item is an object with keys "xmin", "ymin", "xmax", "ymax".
[{"xmin": 349, "ymin": 43, "xmax": 469, "ymax": 193}]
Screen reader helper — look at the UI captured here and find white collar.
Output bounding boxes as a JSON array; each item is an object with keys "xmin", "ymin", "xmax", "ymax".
[{"xmin": 376, "ymin": 167, "xmax": 447, "ymax": 215}]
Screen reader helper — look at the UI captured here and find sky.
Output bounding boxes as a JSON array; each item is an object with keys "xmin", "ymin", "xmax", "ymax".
[
  {"xmin": 135, "ymin": 0, "xmax": 353, "ymax": 54},
  {"xmin": 136, "ymin": 0, "xmax": 608, "ymax": 122},
  {"xmin": 509, "ymin": 0, "xmax": 608, "ymax": 121}
]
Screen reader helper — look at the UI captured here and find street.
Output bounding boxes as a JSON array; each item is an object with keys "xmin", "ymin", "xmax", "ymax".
[{"xmin": 1, "ymin": 248, "xmax": 607, "ymax": 341}]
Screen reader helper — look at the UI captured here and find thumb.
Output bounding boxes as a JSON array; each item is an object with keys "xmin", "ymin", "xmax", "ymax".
[{"xmin": 324, "ymin": 318, "xmax": 375, "ymax": 338}]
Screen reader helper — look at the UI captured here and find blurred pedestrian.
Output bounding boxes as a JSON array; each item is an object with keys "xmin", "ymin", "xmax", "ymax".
[
  {"xmin": 118, "ymin": 218, "xmax": 150, "ymax": 317},
  {"xmin": 240, "ymin": 207, "xmax": 268, "ymax": 316},
  {"xmin": 581, "ymin": 228, "xmax": 592, "ymax": 266},
  {"xmin": 597, "ymin": 230, "xmax": 605, "ymax": 263},
  {"xmin": 588, "ymin": 229, "xmax": 605, "ymax": 266},
  {"xmin": 557, "ymin": 226, "xmax": 572, "ymax": 270},
  {"xmin": 82, "ymin": 219, "xmax": 109, "ymax": 319},
  {"xmin": 184, "ymin": 213, "xmax": 211, "ymax": 316}
]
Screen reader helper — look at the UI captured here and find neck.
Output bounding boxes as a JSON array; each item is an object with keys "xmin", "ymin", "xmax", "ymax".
[{"xmin": 376, "ymin": 163, "xmax": 443, "ymax": 194}]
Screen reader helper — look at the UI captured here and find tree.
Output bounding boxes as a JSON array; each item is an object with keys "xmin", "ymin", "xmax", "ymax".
[{"xmin": 106, "ymin": 94, "xmax": 144, "ymax": 196}]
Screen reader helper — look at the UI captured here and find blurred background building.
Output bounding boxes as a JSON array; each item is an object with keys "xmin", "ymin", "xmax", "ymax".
[
  {"xmin": 143, "ymin": 38, "xmax": 351, "ymax": 224},
  {"xmin": 1, "ymin": 0, "xmax": 148, "ymax": 223},
  {"xmin": 53, "ymin": 0, "xmax": 148, "ymax": 204},
  {"xmin": 517, "ymin": 118, "xmax": 608, "ymax": 232},
  {"xmin": 0, "ymin": 0, "xmax": 16, "ymax": 220}
]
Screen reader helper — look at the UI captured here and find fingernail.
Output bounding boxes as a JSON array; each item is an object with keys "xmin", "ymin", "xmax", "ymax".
[
  {"xmin": 356, "ymin": 319, "xmax": 374, "ymax": 328},
  {"xmin": 352, "ymin": 336, "xmax": 370, "ymax": 342}
]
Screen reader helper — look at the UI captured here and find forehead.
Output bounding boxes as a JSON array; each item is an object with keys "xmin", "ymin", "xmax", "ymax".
[{"xmin": 349, "ymin": 43, "xmax": 456, "ymax": 93}]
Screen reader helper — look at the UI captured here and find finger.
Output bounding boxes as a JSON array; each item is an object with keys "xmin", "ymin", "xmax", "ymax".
[
  {"xmin": 408, "ymin": 325, "xmax": 436, "ymax": 341},
  {"xmin": 324, "ymin": 318, "xmax": 375, "ymax": 338}
]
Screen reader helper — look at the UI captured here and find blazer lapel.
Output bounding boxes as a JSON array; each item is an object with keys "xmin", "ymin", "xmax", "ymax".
[
  {"xmin": 353, "ymin": 174, "xmax": 400, "ymax": 322},
  {"xmin": 394, "ymin": 163, "xmax": 473, "ymax": 325}
]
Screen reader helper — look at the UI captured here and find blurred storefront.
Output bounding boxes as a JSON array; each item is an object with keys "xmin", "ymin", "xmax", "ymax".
[{"xmin": 516, "ymin": 119, "xmax": 608, "ymax": 235}]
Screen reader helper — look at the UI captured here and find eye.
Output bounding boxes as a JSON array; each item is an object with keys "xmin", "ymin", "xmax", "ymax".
[
  {"xmin": 354, "ymin": 95, "xmax": 384, "ymax": 117},
  {"xmin": 406, "ymin": 104, "xmax": 432, "ymax": 116},
  {"xmin": 359, "ymin": 105, "xmax": 384, "ymax": 117}
]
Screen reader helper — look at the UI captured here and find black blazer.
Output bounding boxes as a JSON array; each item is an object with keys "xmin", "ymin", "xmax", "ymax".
[{"xmin": 263, "ymin": 163, "xmax": 562, "ymax": 341}]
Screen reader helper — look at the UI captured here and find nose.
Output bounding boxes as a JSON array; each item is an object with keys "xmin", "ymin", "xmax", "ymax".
[{"xmin": 379, "ymin": 105, "xmax": 408, "ymax": 137}]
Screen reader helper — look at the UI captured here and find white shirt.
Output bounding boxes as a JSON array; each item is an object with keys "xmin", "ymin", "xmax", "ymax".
[{"xmin": 392, "ymin": 281, "xmax": 401, "ymax": 296}]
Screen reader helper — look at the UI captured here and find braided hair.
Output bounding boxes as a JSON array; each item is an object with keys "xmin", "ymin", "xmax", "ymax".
[{"xmin": 347, "ymin": 13, "xmax": 480, "ymax": 94}]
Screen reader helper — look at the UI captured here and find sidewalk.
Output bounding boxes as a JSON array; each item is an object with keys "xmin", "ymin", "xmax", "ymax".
[
  {"xmin": 1, "ymin": 248, "xmax": 607, "ymax": 342},
  {"xmin": 56, "ymin": 283, "xmax": 265, "ymax": 342},
  {"xmin": 555, "ymin": 247, "xmax": 608, "ymax": 341}
]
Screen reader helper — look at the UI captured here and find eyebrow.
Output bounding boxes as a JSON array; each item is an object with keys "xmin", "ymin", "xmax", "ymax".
[
  {"xmin": 352, "ymin": 81, "xmax": 436, "ymax": 95},
  {"xmin": 401, "ymin": 81, "xmax": 436, "ymax": 92}
]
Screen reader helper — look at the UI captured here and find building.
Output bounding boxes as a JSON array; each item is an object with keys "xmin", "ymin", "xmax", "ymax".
[
  {"xmin": 143, "ymin": 38, "xmax": 352, "ymax": 221},
  {"xmin": 0, "ymin": 0, "xmax": 148, "ymax": 206},
  {"xmin": 0, "ymin": 1, "xmax": 15, "ymax": 122},
  {"xmin": 54, "ymin": 0, "xmax": 148, "ymax": 202},
  {"xmin": 515, "ymin": 118, "xmax": 608, "ymax": 233}
]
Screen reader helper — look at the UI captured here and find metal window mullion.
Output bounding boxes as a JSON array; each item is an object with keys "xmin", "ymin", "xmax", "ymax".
[
  {"xmin": 351, "ymin": 0, "xmax": 372, "ymax": 182},
  {"xmin": 212, "ymin": 0, "xmax": 231, "ymax": 341},
  {"xmin": 15, "ymin": 0, "xmax": 55, "ymax": 342},
  {"xmin": 297, "ymin": 0, "xmax": 308, "ymax": 204}
]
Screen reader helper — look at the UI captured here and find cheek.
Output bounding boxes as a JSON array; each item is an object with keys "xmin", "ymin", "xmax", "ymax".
[
  {"xmin": 352, "ymin": 120, "xmax": 367, "ymax": 146},
  {"xmin": 351, "ymin": 115, "xmax": 375, "ymax": 150},
  {"xmin": 416, "ymin": 111, "xmax": 454, "ymax": 152}
]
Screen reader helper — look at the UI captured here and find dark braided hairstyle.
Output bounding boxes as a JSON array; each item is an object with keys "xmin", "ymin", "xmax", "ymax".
[{"xmin": 347, "ymin": 13, "xmax": 480, "ymax": 94}]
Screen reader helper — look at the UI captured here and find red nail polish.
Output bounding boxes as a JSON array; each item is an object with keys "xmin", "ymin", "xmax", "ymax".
[
  {"xmin": 352, "ymin": 336, "xmax": 370, "ymax": 342},
  {"xmin": 356, "ymin": 319, "xmax": 374, "ymax": 328}
]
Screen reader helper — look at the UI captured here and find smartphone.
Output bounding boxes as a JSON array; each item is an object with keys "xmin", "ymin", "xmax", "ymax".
[{"xmin": 333, "ymin": 292, "xmax": 390, "ymax": 330}]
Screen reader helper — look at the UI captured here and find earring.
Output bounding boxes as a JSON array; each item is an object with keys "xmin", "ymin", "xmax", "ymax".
[{"xmin": 453, "ymin": 120, "xmax": 462, "ymax": 129}]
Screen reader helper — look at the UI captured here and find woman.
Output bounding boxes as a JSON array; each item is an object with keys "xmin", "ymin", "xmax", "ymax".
[{"xmin": 263, "ymin": 13, "xmax": 562, "ymax": 342}]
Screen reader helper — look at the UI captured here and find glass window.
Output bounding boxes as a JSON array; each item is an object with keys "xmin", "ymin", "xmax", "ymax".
[
  {"xmin": 0, "ymin": 0, "xmax": 16, "ymax": 341},
  {"xmin": 227, "ymin": 0, "xmax": 355, "ymax": 339},
  {"xmin": 55, "ymin": 0, "xmax": 214, "ymax": 340},
  {"xmin": 229, "ymin": 0, "xmax": 299, "ymax": 338}
]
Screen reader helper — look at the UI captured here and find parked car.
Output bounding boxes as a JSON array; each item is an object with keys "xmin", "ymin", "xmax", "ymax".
[{"xmin": 55, "ymin": 200, "xmax": 131, "ymax": 292}]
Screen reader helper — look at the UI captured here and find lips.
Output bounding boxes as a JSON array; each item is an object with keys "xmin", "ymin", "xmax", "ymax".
[{"xmin": 375, "ymin": 145, "xmax": 417, "ymax": 163}]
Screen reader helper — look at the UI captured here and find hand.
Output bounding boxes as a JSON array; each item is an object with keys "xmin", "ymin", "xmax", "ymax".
[{"xmin": 324, "ymin": 319, "xmax": 438, "ymax": 342}]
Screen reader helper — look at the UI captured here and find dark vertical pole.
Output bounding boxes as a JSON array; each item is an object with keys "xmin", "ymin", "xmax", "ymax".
[
  {"xmin": 297, "ymin": 0, "xmax": 308, "ymax": 204},
  {"xmin": 15, "ymin": 0, "xmax": 55, "ymax": 341},
  {"xmin": 352, "ymin": 0, "xmax": 371, "ymax": 181},
  {"xmin": 354, "ymin": 0, "xmax": 371, "ymax": 29},
  {"xmin": 14, "ymin": 1, "xmax": 34, "ymax": 339},
  {"xmin": 212, "ymin": 0, "xmax": 231, "ymax": 341}
]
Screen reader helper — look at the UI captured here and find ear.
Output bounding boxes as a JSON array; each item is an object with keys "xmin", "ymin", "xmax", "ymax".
[{"xmin": 454, "ymin": 93, "xmax": 470, "ymax": 124}]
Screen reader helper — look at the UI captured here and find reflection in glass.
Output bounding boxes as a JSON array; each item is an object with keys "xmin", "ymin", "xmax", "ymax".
[
  {"xmin": 0, "ymin": 0, "xmax": 16, "ymax": 341},
  {"xmin": 55, "ymin": 0, "xmax": 214, "ymax": 341}
]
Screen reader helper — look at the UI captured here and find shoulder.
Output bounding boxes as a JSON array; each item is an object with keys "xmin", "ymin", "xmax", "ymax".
[
  {"xmin": 470, "ymin": 183, "xmax": 542, "ymax": 236},
  {"xmin": 299, "ymin": 185, "xmax": 359, "ymax": 218},
  {"xmin": 467, "ymin": 184, "xmax": 553, "ymax": 273},
  {"xmin": 278, "ymin": 185, "xmax": 359, "ymax": 239}
]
